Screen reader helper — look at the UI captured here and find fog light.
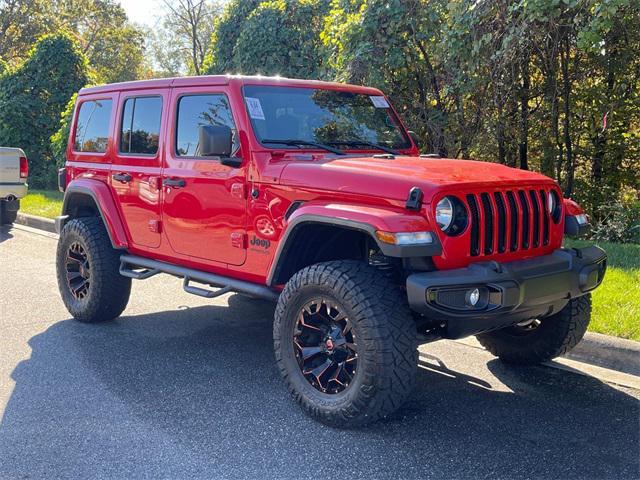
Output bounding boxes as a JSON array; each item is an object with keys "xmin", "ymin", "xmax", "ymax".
[{"xmin": 466, "ymin": 288, "xmax": 480, "ymax": 307}]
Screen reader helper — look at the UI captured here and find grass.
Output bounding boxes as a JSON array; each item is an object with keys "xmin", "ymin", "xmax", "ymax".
[
  {"xmin": 16, "ymin": 190, "xmax": 640, "ymax": 341},
  {"xmin": 564, "ymin": 239, "xmax": 640, "ymax": 341},
  {"xmin": 20, "ymin": 189, "xmax": 63, "ymax": 219}
]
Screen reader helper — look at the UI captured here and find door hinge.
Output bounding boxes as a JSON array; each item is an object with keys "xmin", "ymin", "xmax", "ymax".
[
  {"xmin": 148, "ymin": 219, "xmax": 162, "ymax": 233},
  {"xmin": 230, "ymin": 232, "xmax": 247, "ymax": 249},
  {"xmin": 230, "ymin": 183, "xmax": 246, "ymax": 199}
]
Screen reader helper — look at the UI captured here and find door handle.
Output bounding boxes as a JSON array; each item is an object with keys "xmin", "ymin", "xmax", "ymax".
[
  {"xmin": 163, "ymin": 178, "xmax": 186, "ymax": 188},
  {"xmin": 112, "ymin": 173, "xmax": 132, "ymax": 183}
]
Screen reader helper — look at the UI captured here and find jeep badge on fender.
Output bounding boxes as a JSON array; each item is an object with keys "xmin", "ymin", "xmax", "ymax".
[
  {"xmin": 250, "ymin": 235, "xmax": 270, "ymax": 249},
  {"xmin": 55, "ymin": 75, "xmax": 606, "ymax": 427}
]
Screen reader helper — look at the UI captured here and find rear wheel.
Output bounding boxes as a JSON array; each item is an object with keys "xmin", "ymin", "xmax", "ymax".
[
  {"xmin": 476, "ymin": 295, "xmax": 591, "ymax": 365},
  {"xmin": 0, "ymin": 200, "xmax": 18, "ymax": 225},
  {"xmin": 274, "ymin": 261, "xmax": 417, "ymax": 427},
  {"xmin": 56, "ymin": 217, "xmax": 131, "ymax": 322}
]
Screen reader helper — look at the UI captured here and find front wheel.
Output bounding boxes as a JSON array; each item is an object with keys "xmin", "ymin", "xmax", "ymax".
[
  {"xmin": 273, "ymin": 261, "xmax": 418, "ymax": 427},
  {"xmin": 476, "ymin": 295, "xmax": 591, "ymax": 365},
  {"xmin": 56, "ymin": 217, "xmax": 131, "ymax": 322}
]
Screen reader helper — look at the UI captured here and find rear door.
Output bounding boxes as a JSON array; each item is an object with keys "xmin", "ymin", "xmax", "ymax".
[
  {"xmin": 111, "ymin": 90, "xmax": 168, "ymax": 249},
  {"xmin": 161, "ymin": 87, "xmax": 247, "ymax": 265}
]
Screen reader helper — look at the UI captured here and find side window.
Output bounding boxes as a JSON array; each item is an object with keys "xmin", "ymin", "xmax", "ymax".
[
  {"xmin": 74, "ymin": 99, "xmax": 112, "ymax": 153},
  {"xmin": 176, "ymin": 94, "xmax": 239, "ymax": 157},
  {"xmin": 120, "ymin": 96, "xmax": 162, "ymax": 155}
]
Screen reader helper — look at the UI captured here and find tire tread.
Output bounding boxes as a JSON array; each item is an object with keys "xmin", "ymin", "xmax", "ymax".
[
  {"xmin": 56, "ymin": 217, "xmax": 131, "ymax": 322},
  {"xmin": 274, "ymin": 261, "xmax": 417, "ymax": 427}
]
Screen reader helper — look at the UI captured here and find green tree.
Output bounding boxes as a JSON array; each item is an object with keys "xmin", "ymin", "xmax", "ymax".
[
  {"xmin": 0, "ymin": 33, "xmax": 90, "ymax": 188},
  {"xmin": 160, "ymin": 0, "xmax": 222, "ymax": 75},
  {"xmin": 0, "ymin": 0, "xmax": 147, "ymax": 82},
  {"xmin": 202, "ymin": 0, "xmax": 262, "ymax": 74},
  {"xmin": 203, "ymin": 0, "xmax": 329, "ymax": 78}
]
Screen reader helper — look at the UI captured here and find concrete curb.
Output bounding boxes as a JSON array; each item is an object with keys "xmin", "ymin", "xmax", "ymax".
[
  {"xmin": 568, "ymin": 331, "xmax": 640, "ymax": 377},
  {"xmin": 16, "ymin": 212, "xmax": 56, "ymax": 233},
  {"xmin": 11, "ymin": 212, "xmax": 640, "ymax": 382}
]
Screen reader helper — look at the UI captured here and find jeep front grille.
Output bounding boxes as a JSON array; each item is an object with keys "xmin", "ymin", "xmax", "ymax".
[{"xmin": 465, "ymin": 188, "xmax": 553, "ymax": 257}]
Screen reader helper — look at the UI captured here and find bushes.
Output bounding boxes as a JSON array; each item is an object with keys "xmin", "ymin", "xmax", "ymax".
[
  {"xmin": 589, "ymin": 199, "xmax": 640, "ymax": 244},
  {"xmin": 0, "ymin": 33, "xmax": 89, "ymax": 188}
]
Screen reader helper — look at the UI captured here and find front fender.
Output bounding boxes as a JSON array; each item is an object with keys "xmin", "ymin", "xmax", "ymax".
[
  {"xmin": 267, "ymin": 202, "xmax": 442, "ymax": 285},
  {"xmin": 58, "ymin": 178, "xmax": 128, "ymax": 249}
]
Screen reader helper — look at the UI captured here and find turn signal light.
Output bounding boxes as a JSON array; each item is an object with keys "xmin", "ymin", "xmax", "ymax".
[{"xmin": 376, "ymin": 230, "xmax": 434, "ymax": 246}]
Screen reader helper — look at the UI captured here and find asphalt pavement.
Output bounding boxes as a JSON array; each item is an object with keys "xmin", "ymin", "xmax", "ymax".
[{"xmin": 1, "ymin": 225, "xmax": 638, "ymax": 479}]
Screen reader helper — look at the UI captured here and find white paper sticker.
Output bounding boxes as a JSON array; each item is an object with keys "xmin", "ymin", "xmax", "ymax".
[
  {"xmin": 245, "ymin": 97, "xmax": 265, "ymax": 120},
  {"xmin": 370, "ymin": 95, "xmax": 390, "ymax": 108}
]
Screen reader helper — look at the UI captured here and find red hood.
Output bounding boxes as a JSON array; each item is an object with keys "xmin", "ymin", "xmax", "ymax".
[{"xmin": 279, "ymin": 156, "xmax": 556, "ymax": 203}]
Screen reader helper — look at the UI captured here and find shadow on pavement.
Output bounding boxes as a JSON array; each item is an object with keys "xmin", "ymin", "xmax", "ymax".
[
  {"xmin": 1, "ymin": 294, "xmax": 638, "ymax": 478},
  {"xmin": 0, "ymin": 225, "xmax": 14, "ymax": 243}
]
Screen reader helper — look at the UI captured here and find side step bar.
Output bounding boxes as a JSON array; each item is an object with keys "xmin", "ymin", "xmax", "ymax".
[{"xmin": 119, "ymin": 254, "xmax": 280, "ymax": 302}]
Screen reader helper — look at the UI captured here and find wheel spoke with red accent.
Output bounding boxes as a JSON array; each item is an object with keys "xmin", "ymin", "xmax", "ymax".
[
  {"xmin": 299, "ymin": 345, "xmax": 323, "ymax": 360},
  {"xmin": 65, "ymin": 242, "xmax": 90, "ymax": 300},
  {"xmin": 293, "ymin": 298, "xmax": 358, "ymax": 395}
]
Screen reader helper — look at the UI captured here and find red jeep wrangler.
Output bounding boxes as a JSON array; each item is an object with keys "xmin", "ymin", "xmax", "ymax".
[{"xmin": 56, "ymin": 75, "xmax": 606, "ymax": 426}]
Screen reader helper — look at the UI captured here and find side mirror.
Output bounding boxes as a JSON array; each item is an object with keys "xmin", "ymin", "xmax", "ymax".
[
  {"xmin": 198, "ymin": 125, "xmax": 242, "ymax": 167},
  {"xmin": 408, "ymin": 130, "xmax": 421, "ymax": 149},
  {"xmin": 199, "ymin": 125, "xmax": 232, "ymax": 157}
]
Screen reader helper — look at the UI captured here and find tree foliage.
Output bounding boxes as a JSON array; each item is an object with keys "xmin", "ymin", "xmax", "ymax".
[
  {"xmin": 50, "ymin": 93, "xmax": 78, "ymax": 169},
  {"xmin": 0, "ymin": 0, "xmax": 147, "ymax": 83},
  {"xmin": 0, "ymin": 33, "xmax": 89, "ymax": 188},
  {"xmin": 202, "ymin": 0, "xmax": 263, "ymax": 74},
  {"xmin": 203, "ymin": 0, "xmax": 329, "ymax": 78},
  {"xmin": 160, "ymin": 0, "xmax": 222, "ymax": 75},
  {"xmin": 319, "ymin": 0, "xmax": 639, "ymax": 226}
]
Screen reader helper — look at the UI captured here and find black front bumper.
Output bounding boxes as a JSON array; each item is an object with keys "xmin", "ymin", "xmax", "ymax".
[{"xmin": 406, "ymin": 246, "xmax": 607, "ymax": 339}]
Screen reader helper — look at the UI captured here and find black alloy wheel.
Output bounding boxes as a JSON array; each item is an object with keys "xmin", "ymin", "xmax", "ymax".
[
  {"xmin": 65, "ymin": 241, "xmax": 91, "ymax": 299},
  {"xmin": 293, "ymin": 299, "xmax": 358, "ymax": 394},
  {"xmin": 56, "ymin": 217, "xmax": 131, "ymax": 322}
]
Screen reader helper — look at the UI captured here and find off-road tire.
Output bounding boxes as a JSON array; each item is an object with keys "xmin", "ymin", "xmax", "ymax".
[
  {"xmin": 56, "ymin": 217, "xmax": 131, "ymax": 322},
  {"xmin": 476, "ymin": 295, "xmax": 591, "ymax": 365},
  {"xmin": 274, "ymin": 261, "xmax": 417, "ymax": 427},
  {"xmin": 0, "ymin": 200, "xmax": 17, "ymax": 225}
]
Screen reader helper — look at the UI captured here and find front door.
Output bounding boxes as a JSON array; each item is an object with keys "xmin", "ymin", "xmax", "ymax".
[
  {"xmin": 161, "ymin": 88, "xmax": 247, "ymax": 265},
  {"xmin": 111, "ymin": 90, "xmax": 168, "ymax": 248}
]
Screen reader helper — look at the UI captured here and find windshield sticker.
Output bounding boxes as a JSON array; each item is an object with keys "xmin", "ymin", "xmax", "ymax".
[
  {"xmin": 369, "ymin": 96, "xmax": 390, "ymax": 108},
  {"xmin": 245, "ymin": 97, "xmax": 266, "ymax": 120}
]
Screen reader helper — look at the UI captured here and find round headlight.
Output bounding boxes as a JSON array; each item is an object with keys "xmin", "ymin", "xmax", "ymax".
[
  {"xmin": 436, "ymin": 197, "xmax": 453, "ymax": 230},
  {"xmin": 548, "ymin": 190, "xmax": 562, "ymax": 223}
]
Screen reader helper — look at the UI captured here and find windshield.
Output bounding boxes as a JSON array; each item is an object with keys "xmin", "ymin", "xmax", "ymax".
[{"xmin": 243, "ymin": 85, "xmax": 411, "ymax": 151}]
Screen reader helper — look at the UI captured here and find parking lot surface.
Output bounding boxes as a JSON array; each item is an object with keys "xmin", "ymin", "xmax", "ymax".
[{"xmin": 1, "ymin": 225, "xmax": 638, "ymax": 479}]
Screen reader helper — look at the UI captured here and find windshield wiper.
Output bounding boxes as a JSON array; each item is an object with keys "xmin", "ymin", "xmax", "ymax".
[
  {"xmin": 327, "ymin": 140, "xmax": 398, "ymax": 155},
  {"xmin": 262, "ymin": 139, "xmax": 346, "ymax": 155}
]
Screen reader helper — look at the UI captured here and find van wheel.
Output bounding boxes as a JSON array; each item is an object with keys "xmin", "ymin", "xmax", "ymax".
[
  {"xmin": 56, "ymin": 217, "xmax": 131, "ymax": 322},
  {"xmin": 476, "ymin": 295, "xmax": 591, "ymax": 365},
  {"xmin": 273, "ymin": 261, "xmax": 417, "ymax": 427},
  {"xmin": 0, "ymin": 200, "xmax": 18, "ymax": 225}
]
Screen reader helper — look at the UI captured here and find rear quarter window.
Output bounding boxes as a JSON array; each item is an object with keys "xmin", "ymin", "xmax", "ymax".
[{"xmin": 74, "ymin": 99, "xmax": 112, "ymax": 153}]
